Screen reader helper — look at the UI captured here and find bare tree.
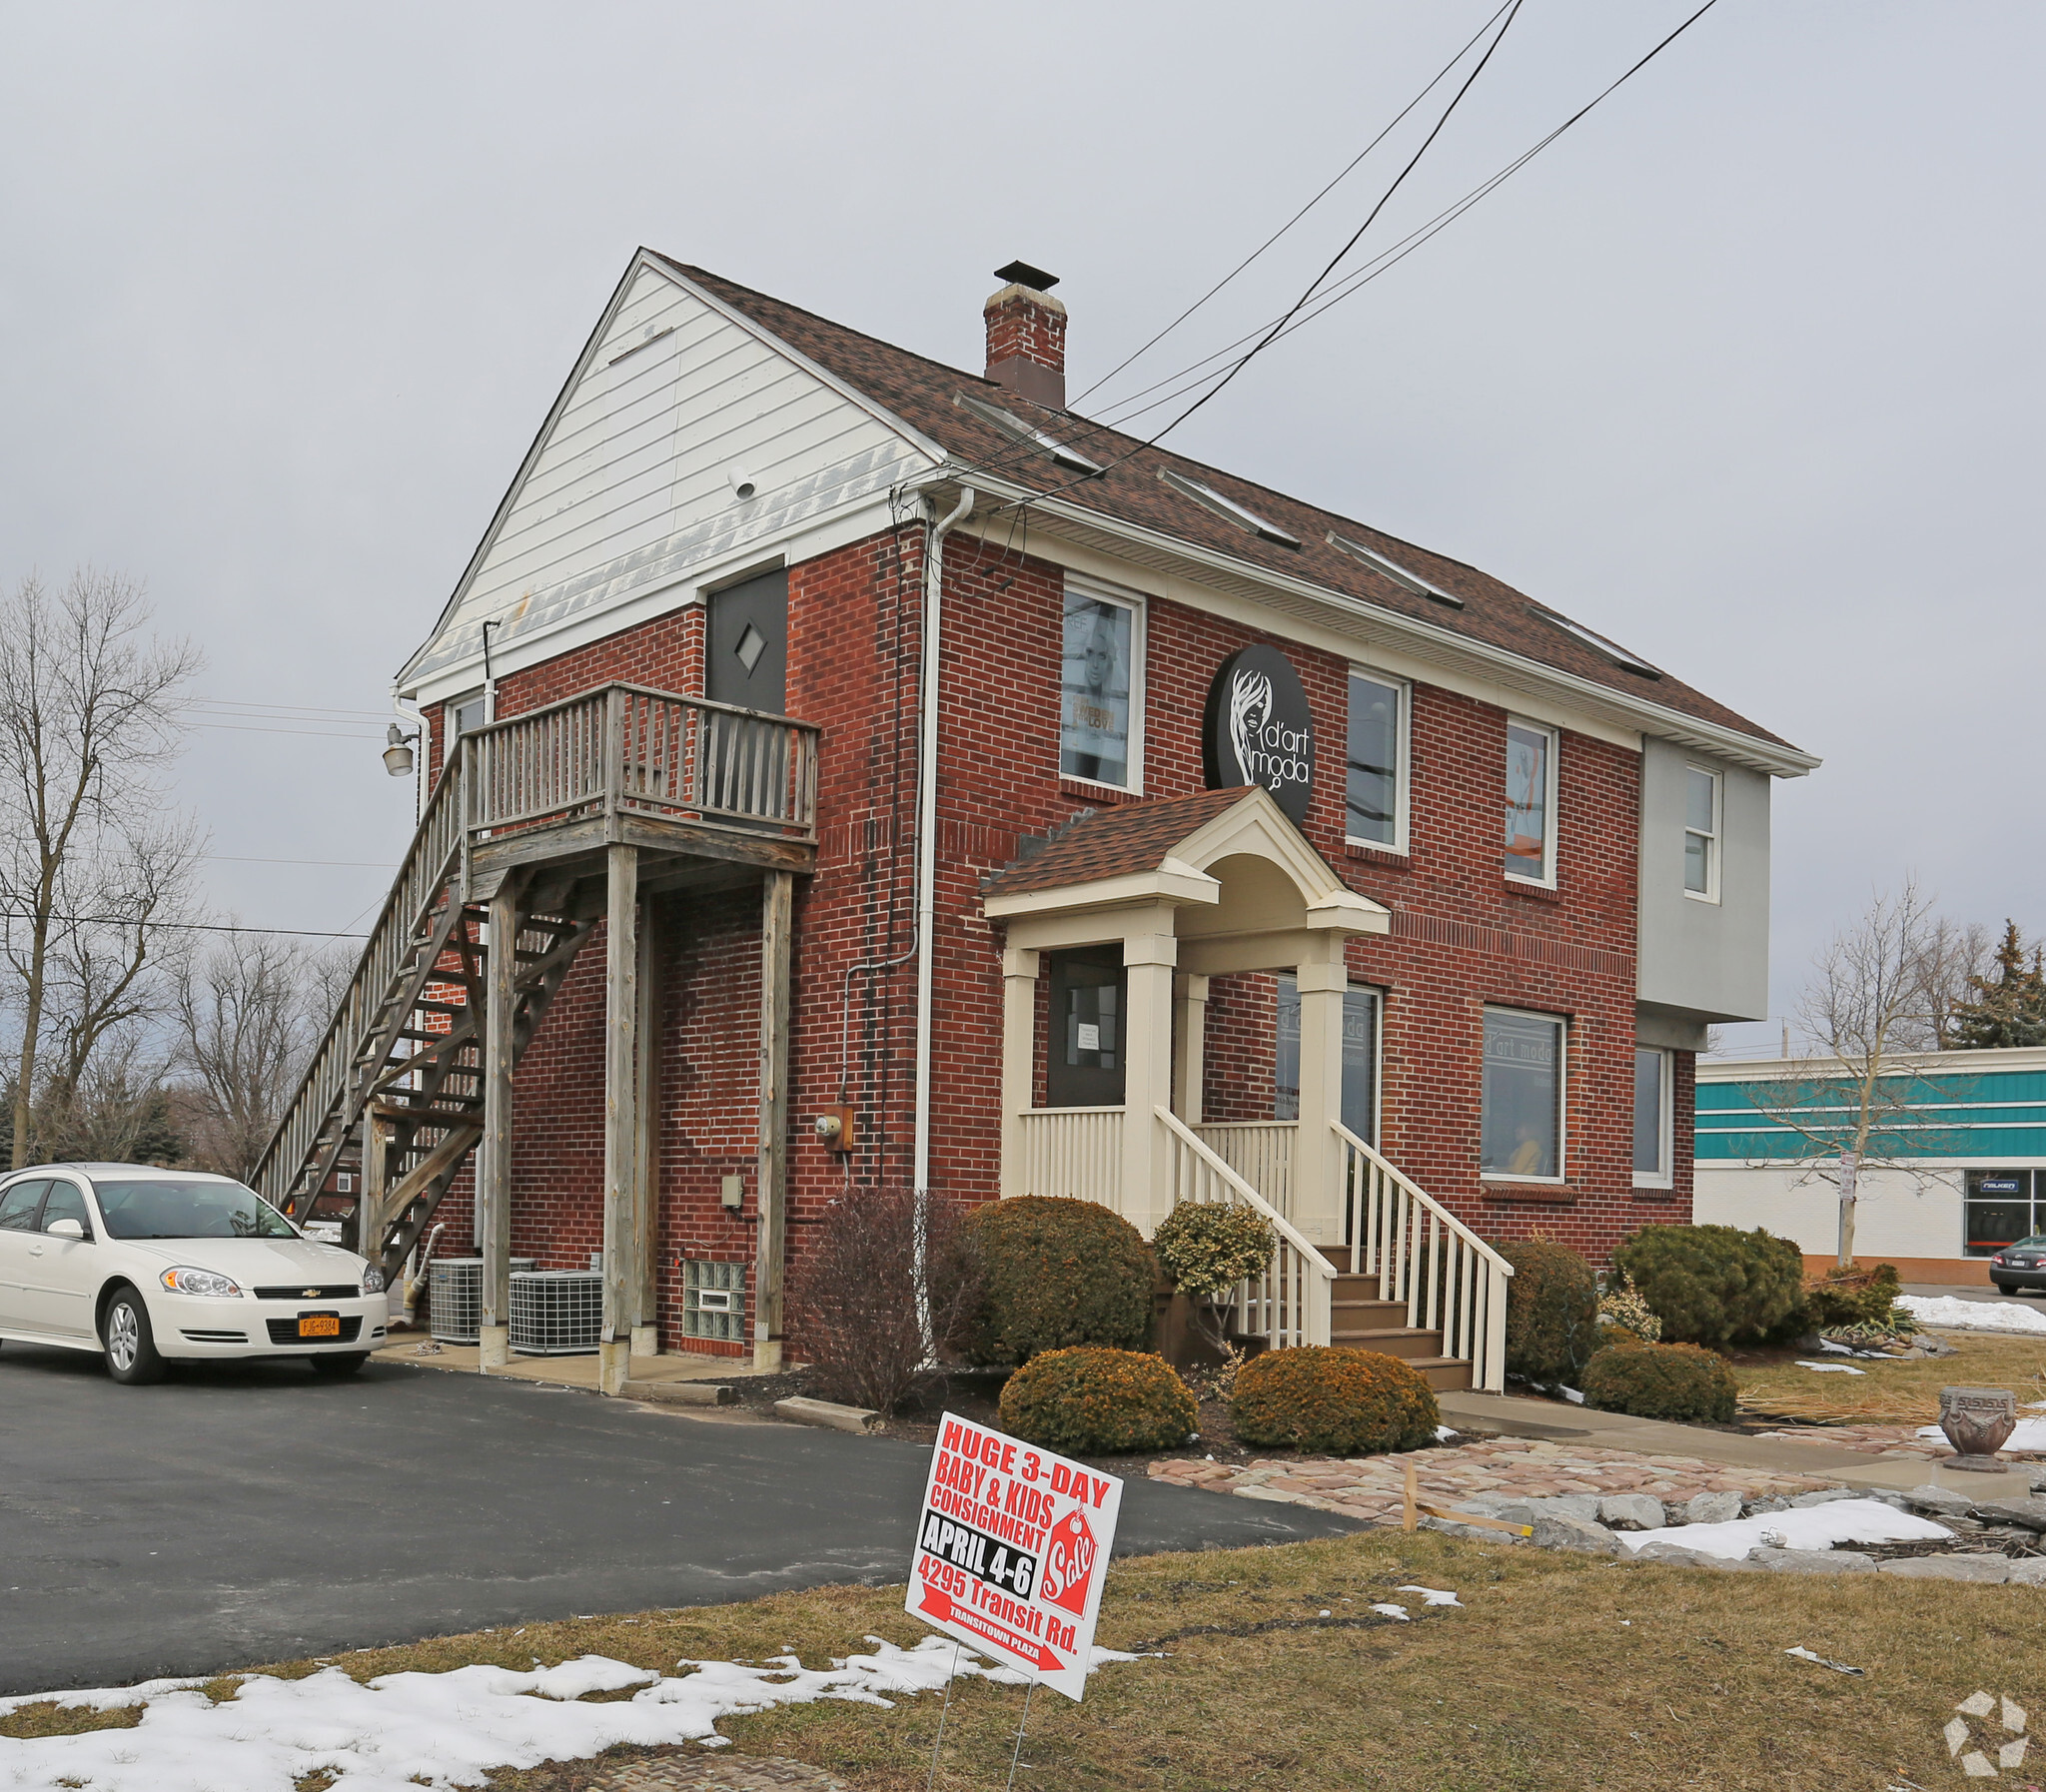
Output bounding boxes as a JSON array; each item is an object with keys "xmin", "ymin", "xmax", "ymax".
[
  {"xmin": 0, "ymin": 570, "xmax": 202, "ymax": 1167},
  {"xmin": 1908, "ymin": 915, "xmax": 1994, "ymax": 1050},
  {"xmin": 1741, "ymin": 881, "xmax": 1975, "ymax": 1265},
  {"xmin": 174, "ymin": 930, "xmax": 335, "ymax": 1180}
]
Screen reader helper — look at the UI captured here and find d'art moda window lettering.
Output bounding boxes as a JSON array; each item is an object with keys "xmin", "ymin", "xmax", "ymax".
[
  {"xmin": 1504, "ymin": 721, "xmax": 1553, "ymax": 881},
  {"xmin": 1482, "ymin": 1009, "xmax": 1563, "ymax": 1180},
  {"xmin": 1060, "ymin": 592, "xmax": 1133, "ymax": 788}
]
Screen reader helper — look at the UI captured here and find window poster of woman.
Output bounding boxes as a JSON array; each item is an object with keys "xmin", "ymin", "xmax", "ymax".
[
  {"xmin": 1504, "ymin": 722, "xmax": 1549, "ymax": 876},
  {"xmin": 1060, "ymin": 594, "xmax": 1131, "ymax": 787}
]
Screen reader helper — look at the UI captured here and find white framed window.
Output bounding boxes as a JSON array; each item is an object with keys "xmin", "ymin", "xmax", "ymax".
[
  {"xmin": 1059, "ymin": 580, "xmax": 1144, "ymax": 792},
  {"xmin": 1503, "ymin": 718, "xmax": 1557, "ymax": 886},
  {"xmin": 1632, "ymin": 1047, "xmax": 1673, "ymax": 1188},
  {"xmin": 1683, "ymin": 765, "xmax": 1720, "ymax": 901},
  {"xmin": 1346, "ymin": 670, "xmax": 1408, "ymax": 851},
  {"xmin": 1481, "ymin": 1006, "xmax": 1565, "ymax": 1183},
  {"xmin": 450, "ymin": 689, "xmax": 489, "ymax": 741}
]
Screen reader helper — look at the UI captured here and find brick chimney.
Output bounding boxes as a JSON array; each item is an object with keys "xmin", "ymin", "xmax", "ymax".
[{"xmin": 984, "ymin": 260, "xmax": 1066, "ymax": 410}]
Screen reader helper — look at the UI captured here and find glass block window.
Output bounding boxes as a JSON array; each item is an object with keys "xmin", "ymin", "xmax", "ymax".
[{"xmin": 683, "ymin": 1259, "xmax": 747, "ymax": 1341}]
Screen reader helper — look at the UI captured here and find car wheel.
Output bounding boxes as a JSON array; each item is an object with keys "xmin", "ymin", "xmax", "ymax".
[
  {"xmin": 103, "ymin": 1289, "xmax": 167, "ymax": 1385},
  {"xmin": 309, "ymin": 1352, "xmax": 369, "ymax": 1377}
]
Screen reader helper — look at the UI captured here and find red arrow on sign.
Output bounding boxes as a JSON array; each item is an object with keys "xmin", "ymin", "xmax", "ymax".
[{"xmin": 916, "ymin": 1584, "xmax": 1064, "ymax": 1674}]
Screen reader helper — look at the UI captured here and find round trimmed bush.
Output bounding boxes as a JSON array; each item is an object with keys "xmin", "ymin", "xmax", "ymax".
[
  {"xmin": 1153, "ymin": 1202, "xmax": 1275, "ymax": 1300},
  {"xmin": 998, "ymin": 1347, "xmax": 1198, "ymax": 1454},
  {"xmin": 1580, "ymin": 1340, "xmax": 1738, "ymax": 1423},
  {"xmin": 1611, "ymin": 1224, "xmax": 1804, "ymax": 1346},
  {"xmin": 1499, "ymin": 1236, "xmax": 1598, "ymax": 1384},
  {"xmin": 965, "ymin": 1196, "xmax": 1156, "ymax": 1365},
  {"xmin": 1229, "ymin": 1345, "xmax": 1440, "ymax": 1455}
]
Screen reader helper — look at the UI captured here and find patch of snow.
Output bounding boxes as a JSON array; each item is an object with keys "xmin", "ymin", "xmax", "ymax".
[
  {"xmin": 1433, "ymin": 1425, "xmax": 1458, "ymax": 1441},
  {"xmin": 1796, "ymin": 1360, "xmax": 1867, "ymax": 1375},
  {"xmin": 1817, "ymin": 1340, "xmax": 1853, "ymax": 1354},
  {"xmin": 1617, "ymin": 1497, "xmax": 1953, "ymax": 1562},
  {"xmin": 1916, "ymin": 1418, "xmax": 2046, "ymax": 1453},
  {"xmin": 1395, "ymin": 1585, "xmax": 1463, "ymax": 1607},
  {"xmin": 0, "ymin": 1637, "xmax": 1146, "ymax": 1791},
  {"xmin": 1558, "ymin": 1386, "xmax": 1585, "ymax": 1405},
  {"xmin": 1368, "ymin": 1603, "xmax": 1410, "ymax": 1621},
  {"xmin": 1897, "ymin": 1296, "xmax": 2046, "ymax": 1335}
]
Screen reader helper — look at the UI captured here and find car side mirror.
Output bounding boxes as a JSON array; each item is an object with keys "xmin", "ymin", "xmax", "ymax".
[{"xmin": 45, "ymin": 1217, "xmax": 88, "ymax": 1242}]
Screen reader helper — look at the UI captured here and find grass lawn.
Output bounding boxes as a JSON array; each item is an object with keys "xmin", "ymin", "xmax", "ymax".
[
  {"xmin": 8, "ymin": 1529, "xmax": 2042, "ymax": 1790},
  {"xmin": 1732, "ymin": 1327, "xmax": 2046, "ymax": 1424}
]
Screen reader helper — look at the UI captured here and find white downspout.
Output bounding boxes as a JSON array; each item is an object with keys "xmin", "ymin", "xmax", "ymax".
[{"xmin": 913, "ymin": 485, "xmax": 976, "ymax": 1208}]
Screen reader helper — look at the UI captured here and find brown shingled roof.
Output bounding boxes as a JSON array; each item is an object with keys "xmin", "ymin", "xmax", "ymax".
[
  {"xmin": 985, "ymin": 788, "xmax": 1260, "ymax": 897},
  {"xmin": 651, "ymin": 252, "xmax": 1799, "ymax": 756}
]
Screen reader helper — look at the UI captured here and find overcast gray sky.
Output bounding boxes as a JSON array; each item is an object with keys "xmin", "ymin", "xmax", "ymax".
[{"xmin": 1, "ymin": 2, "xmax": 2038, "ymax": 1051}]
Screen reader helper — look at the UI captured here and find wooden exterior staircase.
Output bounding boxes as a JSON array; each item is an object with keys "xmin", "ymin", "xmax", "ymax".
[
  {"xmin": 1330, "ymin": 1272, "xmax": 1471, "ymax": 1391},
  {"xmin": 253, "ymin": 683, "xmax": 819, "ymax": 1289}
]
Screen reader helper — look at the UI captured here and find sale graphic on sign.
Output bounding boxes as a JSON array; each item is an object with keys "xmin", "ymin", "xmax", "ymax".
[{"xmin": 905, "ymin": 1412, "xmax": 1123, "ymax": 1702}]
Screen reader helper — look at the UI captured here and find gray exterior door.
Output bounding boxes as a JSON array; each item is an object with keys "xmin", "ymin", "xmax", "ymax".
[
  {"xmin": 1045, "ymin": 949, "xmax": 1127, "ymax": 1108},
  {"xmin": 706, "ymin": 569, "xmax": 787, "ymax": 714}
]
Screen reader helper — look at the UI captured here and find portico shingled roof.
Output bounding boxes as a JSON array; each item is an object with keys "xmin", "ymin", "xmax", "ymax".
[
  {"xmin": 653, "ymin": 254, "xmax": 1803, "ymax": 758},
  {"xmin": 984, "ymin": 788, "xmax": 1263, "ymax": 898}
]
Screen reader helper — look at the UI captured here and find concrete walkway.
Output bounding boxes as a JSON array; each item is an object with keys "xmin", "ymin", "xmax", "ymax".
[
  {"xmin": 1435, "ymin": 1388, "xmax": 2038, "ymax": 1500},
  {"xmin": 372, "ymin": 1335, "xmax": 766, "ymax": 1393}
]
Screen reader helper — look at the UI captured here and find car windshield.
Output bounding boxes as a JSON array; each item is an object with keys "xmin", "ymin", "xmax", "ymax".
[
  {"xmin": 93, "ymin": 1179, "xmax": 299, "ymax": 1241},
  {"xmin": 2014, "ymin": 1236, "xmax": 2046, "ymax": 1251}
]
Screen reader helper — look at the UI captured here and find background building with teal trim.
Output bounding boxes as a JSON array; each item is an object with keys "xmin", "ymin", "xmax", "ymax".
[{"xmin": 1694, "ymin": 1045, "xmax": 2046, "ymax": 1286}]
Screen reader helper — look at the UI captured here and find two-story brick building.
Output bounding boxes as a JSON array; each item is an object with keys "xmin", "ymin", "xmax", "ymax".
[{"xmin": 258, "ymin": 251, "xmax": 1815, "ymax": 1394}]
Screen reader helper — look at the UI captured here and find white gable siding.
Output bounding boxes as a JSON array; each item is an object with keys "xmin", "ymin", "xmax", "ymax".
[{"xmin": 406, "ymin": 262, "xmax": 931, "ymax": 688}]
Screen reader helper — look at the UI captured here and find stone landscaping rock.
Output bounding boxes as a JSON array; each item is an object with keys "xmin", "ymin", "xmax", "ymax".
[
  {"xmin": 1525, "ymin": 1494, "xmax": 1604, "ymax": 1522},
  {"xmin": 2006, "ymin": 1558, "xmax": 2046, "ymax": 1585},
  {"xmin": 1745, "ymin": 1546, "xmax": 1877, "ymax": 1574},
  {"xmin": 1878, "ymin": 1554, "xmax": 2014, "ymax": 1583},
  {"xmin": 1684, "ymin": 1490, "xmax": 1744, "ymax": 1525},
  {"xmin": 1422, "ymin": 1516, "xmax": 1524, "ymax": 1543},
  {"xmin": 1527, "ymin": 1513, "xmax": 1620, "ymax": 1555},
  {"xmin": 1599, "ymin": 1494, "xmax": 1666, "ymax": 1530},
  {"xmin": 1742, "ymin": 1496, "xmax": 1790, "ymax": 1515},
  {"xmin": 1905, "ymin": 1484, "xmax": 1976, "ymax": 1517},
  {"xmin": 1969, "ymin": 1498, "xmax": 2046, "ymax": 1531},
  {"xmin": 1631, "ymin": 1540, "xmax": 1754, "ymax": 1570},
  {"xmin": 1788, "ymin": 1488, "xmax": 1861, "ymax": 1508}
]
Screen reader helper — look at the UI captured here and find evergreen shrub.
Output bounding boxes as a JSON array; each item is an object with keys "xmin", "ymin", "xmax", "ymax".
[
  {"xmin": 965, "ymin": 1196, "xmax": 1156, "ymax": 1365},
  {"xmin": 1580, "ymin": 1340, "xmax": 1738, "ymax": 1423},
  {"xmin": 1611, "ymin": 1224, "xmax": 1804, "ymax": 1346},
  {"xmin": 1499, "ymin": 1236, "xmax": 1599, "ymax": 1384},
  {"xmin": 1801, "ymin": 1262, "xmax": 1906, "ymax": 1332},
  {"xmin": 998, "ymin": 1347, "xmax": 1198, "ymax": 1454},
  {"xmin": 1230, "ymin": 1345, "xmax": 1440, "ymax": 1455}
]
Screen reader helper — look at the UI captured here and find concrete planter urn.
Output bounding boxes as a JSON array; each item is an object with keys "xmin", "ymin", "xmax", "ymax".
[{"xmin": 1938, "ymin": 1385, "xmax": 2019, "ymax": 1469}]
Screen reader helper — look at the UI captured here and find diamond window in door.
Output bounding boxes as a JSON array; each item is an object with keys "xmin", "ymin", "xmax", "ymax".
[{"xmin": 735, "ymin": 623, "xmax": 767, "ymax": 674}]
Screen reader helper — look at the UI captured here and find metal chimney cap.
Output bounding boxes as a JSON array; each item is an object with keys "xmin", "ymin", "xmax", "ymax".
[{"xmin": 992, "ymin": 260, "xmax": 1059, "ymax": 292}]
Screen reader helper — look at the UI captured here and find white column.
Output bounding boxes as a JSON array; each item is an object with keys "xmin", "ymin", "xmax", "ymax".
[
  {"xmin": 1292, "ymin": 944, "xmax": 1347, "ymax": 1246},
  {"xmin": 1120, "ymin": 920, "xmax": 1178, "ymax": 1238},
  {"xmin": 1173, "ymin": 972, "xmax": 1209, "ymax": 1125},
  {"xmin": 999, "ymin": 947, "xmax": 1039, "ymax": 1197}
]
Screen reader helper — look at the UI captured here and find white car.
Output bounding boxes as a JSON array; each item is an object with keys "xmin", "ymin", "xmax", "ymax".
[{"xmin": 0, "ymin": 1164, "xmax": 388, "ymax": 1384}]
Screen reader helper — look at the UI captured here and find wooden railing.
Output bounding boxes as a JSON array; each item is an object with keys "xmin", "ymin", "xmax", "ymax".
[
  {"xmin": 1014, "ymin": 1107, "xmax": 1124, "ymax": 1213},
  {"xmin": 466, "ymin": 683, "xmax": 819, "ymax": 844},
  {"xmin": 1160, "ymin": 1109, "xmax": 1333, "ymax": 1349},
  {"xmin": 1334, "ymin": 1121, "xmax": 1513, "ymax": 1391},
  {"xmin": 1191, "ymin": 1120, "xmax": 1296, "ymax": 1221}
]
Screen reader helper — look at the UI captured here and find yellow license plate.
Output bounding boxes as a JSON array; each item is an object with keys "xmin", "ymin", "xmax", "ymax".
[{"xmin": 298, "ymin": 1314, "xmax": 342, "ymax": 1339}]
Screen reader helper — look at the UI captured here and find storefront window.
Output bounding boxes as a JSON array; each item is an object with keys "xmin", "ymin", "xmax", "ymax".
[
  {"xmin": 1274, "ymin": 978, "xmax": 1379, "ymax": 1143},
  {"xmin": 1965, "ymin": 1169, "xmax": 2037, "ymax": 1257},
  {"xmin": 1060, "ymin": 590, "xmax": 1136, "ymax": 788},
  {"xmin": 1482, "ymin": 1008, "xmax": 1563, "ymax": 1180}
]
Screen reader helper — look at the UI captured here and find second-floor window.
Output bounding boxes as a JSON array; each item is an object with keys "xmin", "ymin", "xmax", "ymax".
[
  {"xmin": 1504, "ymin": 719, "xmax": 1556, "ymax": 885},
  {"xmin": 1684, "ymin": 765, "xmax": 1720, "ymax": 899},
  {"xmin": 1060, "ymin": 584, "xmax": 1142, "ymax": 791},
  {"xmin": 1346, "ymin": 671, "xmax": 1406, "ymax": 849}
]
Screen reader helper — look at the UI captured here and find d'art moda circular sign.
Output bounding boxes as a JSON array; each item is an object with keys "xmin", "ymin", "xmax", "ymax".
[{"xmin": 1203, "ymin": 644, "xmax": 1316, "ymax": 826}]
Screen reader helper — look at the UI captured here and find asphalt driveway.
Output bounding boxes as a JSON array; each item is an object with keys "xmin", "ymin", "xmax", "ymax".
[{"xmin": 0, "ymin": 1344, "xmax": 1357, "ymax": 1695}]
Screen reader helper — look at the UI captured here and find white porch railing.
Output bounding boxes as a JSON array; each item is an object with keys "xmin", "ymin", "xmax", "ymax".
[
  {"xmin": 1014, "ymin": 1107, "xmax": 1125, "ymax": 1215},
  {"xmin": 1190, "ymin": 1120, "xmax": 1295, "ymax": 1221},
  {"xmin": 1334, "ymin": 1121, "xmax": 1513, "ymax": 1391},
  {"xmin": 1160, "ymin": 1108, "xmax": 1333, "ymax": 1349}
]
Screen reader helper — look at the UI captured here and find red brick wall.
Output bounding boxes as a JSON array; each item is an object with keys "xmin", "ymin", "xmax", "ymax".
[{"xmin": 427, "ymin": 516, "xmax": 1681, "ymax": 1352}]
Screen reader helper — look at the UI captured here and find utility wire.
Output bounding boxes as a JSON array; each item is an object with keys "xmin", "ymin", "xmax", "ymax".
[
  {"xmin": 1067, "ymin": 0, "xmax": 1518, "ymax": 408},
  {"xmin": 0, "ymin": 907, "xmax": 369, "ymax": 940}
]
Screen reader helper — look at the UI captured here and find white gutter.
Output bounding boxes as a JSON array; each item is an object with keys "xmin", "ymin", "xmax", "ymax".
[{"xmin": 913, "ymin": 485, "xmax": 976, "ymax": 1200}]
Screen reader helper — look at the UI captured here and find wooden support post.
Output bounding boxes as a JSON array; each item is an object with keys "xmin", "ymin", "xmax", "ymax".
[
  {"xmin": 360, "ymin": 1110, "xmax": 390, "ymax": 1271},
  {"xmin": 1173, "ymin": 972, "xmax": 1209, "ymax": 1125},
  {"xmin": 1403, "ymin": 1458, "xmax": 1419, "ymax": 1532},
  {"xmin": 1121, "ymin": 917, "xmax": 1179, "ymax": 1238},
  {"xmin": 599, "ymin": 842, "xmax": 639, "ymax": 1395},
  {"xmin": 998, "ymin": 947, "xmax": 1038, "ymax": 1198},
  {"xmin": 753, "ymin": 870, "xmax": 793, "ymax": 1371},
  {"xmin": 1292, "ymin": 946, "xmax": 1348, "ymax": 1249},
  {"xmin": 631, "ymin": 891, "xmax": 661, "ymax": 1358},
  {"xmin": 478, "ymin": 885, "xmax": 518, "ymax": 1370}
]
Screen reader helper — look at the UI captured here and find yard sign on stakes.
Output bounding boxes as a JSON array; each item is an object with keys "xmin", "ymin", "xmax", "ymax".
[{"xmin": 906, "ymin": 1411, "xmax": 1122, "ymax": 1703}]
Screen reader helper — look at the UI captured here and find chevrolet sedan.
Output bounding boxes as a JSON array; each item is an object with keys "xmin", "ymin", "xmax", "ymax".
[{"xmin": 0, "ymin": 1165, "xmax": 387, "ymax": 1383}]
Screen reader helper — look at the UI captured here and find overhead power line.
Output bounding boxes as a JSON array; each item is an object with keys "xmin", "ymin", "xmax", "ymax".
[{"xmin": 0, "ymin": 906, "xmax": 369, "ymax": 940}]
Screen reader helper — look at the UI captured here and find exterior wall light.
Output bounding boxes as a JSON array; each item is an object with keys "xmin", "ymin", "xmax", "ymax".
[{"xmin": 384, "ymin": 723, "xmax": 418, "ymax": 778}]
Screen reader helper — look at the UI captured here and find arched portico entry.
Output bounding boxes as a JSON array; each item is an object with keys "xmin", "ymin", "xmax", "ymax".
[{"xmin": 983, "ymin": 786, "xmax": 1388, "ymax": 1245}]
